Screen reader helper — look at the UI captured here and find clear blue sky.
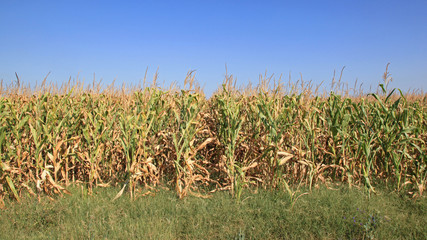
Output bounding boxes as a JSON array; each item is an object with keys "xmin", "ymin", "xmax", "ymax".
[{"xmin": 1, "ymin": 0, "xmax": 426, "ymax": 96}]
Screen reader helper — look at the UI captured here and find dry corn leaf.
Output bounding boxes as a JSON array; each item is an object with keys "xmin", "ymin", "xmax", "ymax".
[
  {"xmin": 279, "ymin": 155, "xmax": 294, "ymax": 166},
  {"xmin": 242, "ymin": 162, "xmax": 258, "ymax": 172},
  {"xmin": 112, "ymin": 183, "xmax": 127, "ymax": 201}
]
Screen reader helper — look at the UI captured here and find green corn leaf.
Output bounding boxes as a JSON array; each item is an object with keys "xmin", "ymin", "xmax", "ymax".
[{"xmin": 5, "ymin": 175, "xmax": 20, "ymax": 202}]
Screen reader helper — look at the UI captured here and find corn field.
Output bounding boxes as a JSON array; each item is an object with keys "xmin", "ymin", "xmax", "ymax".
[{"xmin": 0, "ymin": 70, "xmax": 426, "ymax": 205}]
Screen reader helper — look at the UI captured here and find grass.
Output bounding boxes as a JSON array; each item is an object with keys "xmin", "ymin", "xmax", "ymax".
[{"xmin": 1, "ymin": 184, "xmax": 425, "ymax": 239}]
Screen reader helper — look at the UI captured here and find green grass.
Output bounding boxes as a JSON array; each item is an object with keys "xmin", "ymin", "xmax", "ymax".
[{"xmin": 1, "ymin": 185, "xmax": 426, "ymax": 239}]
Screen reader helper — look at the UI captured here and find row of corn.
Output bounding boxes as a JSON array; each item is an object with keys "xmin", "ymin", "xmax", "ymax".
[{"xmin": 0, "ymin": 73, "xmax": 426, "ymax": 204}]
